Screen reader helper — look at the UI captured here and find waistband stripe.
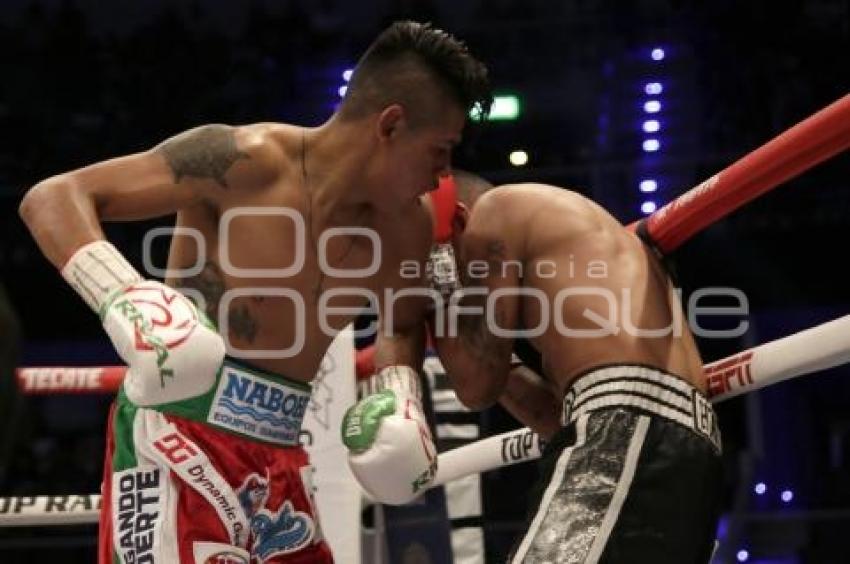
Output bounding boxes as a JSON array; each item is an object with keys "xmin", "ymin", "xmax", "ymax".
[
  {"xmin": 562, "ymin": 366, "xmax": 721, "ymax": 453},
  {"xmin": 572, "ymin": 388, "xmax": 692, "ymax": 419},
  {"xmin": 570, "ymin": 365, "xmax": 695, "ymax": 397},
  {"xmin": 572, "ymin": 379, "xmax": 694, "ymax": 413},
  {"xmin": 570, "ymin": 376, "xmax": 693, "ymax": 408},
  {"xmin": 573, "ymin": 395, "xmax": 697, "ymax": 431}
]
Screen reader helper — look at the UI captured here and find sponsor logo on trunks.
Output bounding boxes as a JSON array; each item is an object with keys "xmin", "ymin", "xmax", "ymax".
[
  {"xmin": 238, "ymin": 474, "xmax": 271, "ymax": 518},
  {"xmin": 202, "ymin": 552, "xmax": 249, "ymax": 564},
  {"xmin": 236, "ymin": 473, "xmax": 315, "ymax": 560},
  {"xmin": 704, "ymin": 351, "xmax": 754, "ymax": 397},
  {"xmin": 501, "ymin": 428, "xmax": 543, "ymax": 463},
  {"xmin": 149, "ymin": 428, "xmax": 248, "ymax": 547},
  {"xmin": 692, "ymin": 391, "xmax": 722, "ymax": 451},
  {"xmin": 112, "ymin": 466, "xmax": 162, "ymax": 564},
  {"xmin": 208, "ymin": 366, "xmax": 310, "ymax": 446},
  {"xmin": 561, "ymin": 390, "xmax": 576, "ymax": 425},
  {"xmin": 152, "ymin": 430, "xmax": 199, "ymax": 464},
  {"xmin": 192, "ymin": 541, "xmax": 250, "ymax": 564}
]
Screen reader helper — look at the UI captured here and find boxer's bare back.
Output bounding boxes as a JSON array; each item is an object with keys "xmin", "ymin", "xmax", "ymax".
[{"xmin": 444, "ymin": 183, "xmax": 705, "ymax": 405}]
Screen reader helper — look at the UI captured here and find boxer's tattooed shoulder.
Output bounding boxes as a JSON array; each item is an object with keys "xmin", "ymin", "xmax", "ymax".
[{"xmin": 158, "ymin": 125, "xmax": 249, "ymax": 189}]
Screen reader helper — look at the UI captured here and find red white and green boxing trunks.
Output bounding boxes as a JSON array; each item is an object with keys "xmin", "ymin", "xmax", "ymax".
[{"xmin": 98, "ymin": 357, "xmax": 334, "ymax": 563}]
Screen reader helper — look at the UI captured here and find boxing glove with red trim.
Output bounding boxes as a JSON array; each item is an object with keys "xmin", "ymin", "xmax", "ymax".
[
  {"xmin": 341, "ymin": 365, "xmax": 437, "ymax": 505},
  {"xmin": 61, "ymin": 240, "xmax": 224, "ymax": 406}
]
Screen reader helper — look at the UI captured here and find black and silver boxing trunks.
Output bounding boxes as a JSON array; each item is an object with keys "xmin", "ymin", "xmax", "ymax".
[{"xmin": 510, "ymin": 365, "xmax": 723, "ymax": 564}]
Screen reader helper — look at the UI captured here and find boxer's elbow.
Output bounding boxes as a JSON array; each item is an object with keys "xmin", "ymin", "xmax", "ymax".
[
  {"xmin": 19, "ymin": 180, "xmax": 48, "ymax": 226},
  {"xmin": 19, "ymin": 175, "xmax": 77, "ymax": 228},
  {"xmin": 456, "ymin": 390, "xmax": 497, "ymax": 411},
  {"xmin": 19, "ymin": 176, "xmax": 95, "ymax": 267},
  {"xmin": 453, "ymin": 376, "xmax": 503, "ymax": 411},
  {"xmin": 442, "ymin": 356, "xmax": 509, "ymax": 411}
]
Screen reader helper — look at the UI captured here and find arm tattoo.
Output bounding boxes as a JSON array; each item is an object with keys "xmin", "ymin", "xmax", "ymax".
[
  {"xmin": 158, "ymin": 125, "xmax": 249, "ymax": 189},
  {"xmin": 457, "ymin": 237, "xmax": 511, "ymax": 368},
  {"xmin": 457, "ymin": 294, "xmax": 505, "ymax": 373},
  {"xmin": 462, "ymin": 239, "xmax": 508, "ymax": 286},
  {"xmin": 485, "ymin": 240, "xmax": 507, "ymax": 265}
]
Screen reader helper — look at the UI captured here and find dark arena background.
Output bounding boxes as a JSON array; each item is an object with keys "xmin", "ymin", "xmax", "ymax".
[{"xmin": 1, "ymin": 1, "xmax": 849, "ymax": 563}]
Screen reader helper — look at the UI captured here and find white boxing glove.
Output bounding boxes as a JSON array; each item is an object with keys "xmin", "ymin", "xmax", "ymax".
[
  {"xmin": 62, "ymin": 240, "xmax": 224, "ymax": 406},
  {"xmin": 341, "ymin": 366, "xmax": 438, "ymax": 505}
]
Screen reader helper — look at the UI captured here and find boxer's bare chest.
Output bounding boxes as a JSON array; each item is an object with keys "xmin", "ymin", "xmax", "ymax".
[{"xmin": 165, "ymin": 183, "xmax": 412, "ymax": 380}]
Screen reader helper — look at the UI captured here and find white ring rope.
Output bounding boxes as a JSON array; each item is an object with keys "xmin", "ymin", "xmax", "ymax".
[
  {"xmin": 0, "ymin": 494, "xmax": 100, "ymax": 527},
  {"xmin": 4, "ymin": 314, "xmax": 850, "ymax": 526},
  {"xmin": 433, "ymin": 313, "xmax": 850, "ymax": 487}
]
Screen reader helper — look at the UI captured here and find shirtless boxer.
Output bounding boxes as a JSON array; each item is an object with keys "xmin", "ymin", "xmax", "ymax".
[
  {"xmin": 18, "ymin": 21, "xmax": 491, "ymax": 563},
  {"xmin": 435, "ymin": 183, "xmax": 722, "ymax": 563}
]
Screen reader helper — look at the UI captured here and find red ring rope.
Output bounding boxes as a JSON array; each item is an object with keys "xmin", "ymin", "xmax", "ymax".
[{"xmin": 632, "ymin": 93, "xmax": 850, "ymax": 254}]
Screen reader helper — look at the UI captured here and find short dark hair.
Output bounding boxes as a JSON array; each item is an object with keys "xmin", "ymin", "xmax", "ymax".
[
  {"xmin": 339, "ymin": 21, "xmax": 492, "ymax": 125},
  {"xmin": 453, "ymin": 169, "xmax": 493, "ymax": 208}
]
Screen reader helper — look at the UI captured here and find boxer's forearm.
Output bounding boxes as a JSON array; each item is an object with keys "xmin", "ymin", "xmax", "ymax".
[
  {"xmin": 433, "ymin": 328, "xmax": 509, "ymax": 410},
  {"xmin": 19, "ymin": 177, "xmax": 105, "ymax": 268},
  {"xmin": 373, "ymin": 322, "xmax": 426, "ymax": 372},
  {"xmin": 499, "ymin": 365, "xmax": 562, "ymax": 440},
  {"xmin": 433, "ymin": 287, "xmax": 515, "ymax": 409}
]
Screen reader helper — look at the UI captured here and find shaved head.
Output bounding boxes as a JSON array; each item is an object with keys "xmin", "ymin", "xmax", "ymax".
[
  {"xmin": 339, "ymin": 21, "xmax": 492, "ymax": 127},
  {"xmin": 453, "ymin": 169, "xmax": 493, "ymax": 208}
]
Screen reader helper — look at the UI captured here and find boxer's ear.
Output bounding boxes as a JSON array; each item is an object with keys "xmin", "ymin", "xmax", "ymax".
[
  {"xmin": 376, "ymin": 104, "xmax": 405, "ymax": 141},
  {"xmin": 453, "ymin": 202, "xmax": 469, "ymax": 233}
]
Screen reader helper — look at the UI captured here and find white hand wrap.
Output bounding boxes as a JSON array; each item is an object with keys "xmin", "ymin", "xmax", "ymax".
[
  {"xmin": 342, "ymin": 366, "xmax": 438, "ymax": 505},
  {"xmin": 62, "ymin": 241, "xmax": 225, "ymax": 406},
  {"xmin": 61, "ymin": 240, "xmax": 143, "ymax": 314}
]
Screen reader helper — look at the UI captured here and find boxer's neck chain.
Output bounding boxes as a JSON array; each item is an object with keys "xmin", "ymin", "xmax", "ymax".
[
  {"xmin": 301, "ymin": 128, "xmax": 365, "ymax": 301},
  {"xmin": 301, "ymin": 129, "xmax": 323, "ymax": 300}
]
